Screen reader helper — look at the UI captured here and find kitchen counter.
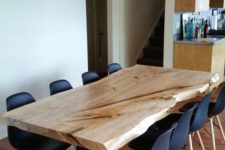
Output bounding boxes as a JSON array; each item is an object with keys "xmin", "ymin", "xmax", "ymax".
[
  {"xmin": 174, "ymin": 37, "xmax": 225, "ymax": 45},
  {"xmin": 173, "ymin": 37, "xmax": 225, "ymax": 87}
]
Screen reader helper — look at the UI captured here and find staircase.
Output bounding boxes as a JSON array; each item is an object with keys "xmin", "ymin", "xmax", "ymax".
[{"xmin": 137, "ymin": 13, "xmax": 164, "ymax": 67}]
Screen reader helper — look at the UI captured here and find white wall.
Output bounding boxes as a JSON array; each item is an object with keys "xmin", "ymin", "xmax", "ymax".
[
  {"xmin": 0, "ymin": 0, "xmax": 88, "ymax": 139},
  {"xmin": 107, "ymin": 0, "xmax": 123, "ymax": 65},
  {"xmin": 108, "ymin": 0, "xmax": 165, "ymax": 67},
  {"xmin": 164, "ymin": 0, "xmax": 175, "ymax": 68}
]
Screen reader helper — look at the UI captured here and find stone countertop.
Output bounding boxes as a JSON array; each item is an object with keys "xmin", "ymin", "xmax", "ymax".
[{"xmin": 174, "ymin": 37, "xmax": 225, "ymax": 45}]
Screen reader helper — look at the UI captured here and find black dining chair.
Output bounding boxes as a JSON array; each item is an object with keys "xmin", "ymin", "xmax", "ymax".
[
  {"xmin": 129, "ymin": 123, "xmax": 177, "ymax": 150},
  {"xmin": 151, "ymin": 123, "xmax": 177, "ymax": 150},
  {"xmin": 156, "ymin": 103, "xmax": 198, "ymax": 150},
  {"xmin": 6, "ymin": 92, "xmax": 71, "ymax": 150},
  {"xmin": 207, "ymin": 83, "xmax": 225, "ymax": 150},
  {"xmin": 108, "ymin": 63, "xmax": 122, "ymax": 74},
  {"xmin": 82, "ymin": 71, "xmax": 100, "ymax": 85},
  {"xmin": 180, "ymin": 92, "xmax": 212, "ymax": 150},
  {"xmin": 129, "ymin": 104, "xmax": 198, "ymax": 150},
  {"xmin": 50, "ymin": 79, "xmax": 73, "ymax": 95}
]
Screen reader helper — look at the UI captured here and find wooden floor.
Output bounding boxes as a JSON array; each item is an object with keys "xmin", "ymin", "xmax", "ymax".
[
  {"xmin": 0, "ymin": 138, "xmax": 13, "ymax": 150},
  {"xmin": 1, "ymin": 112, "xmax": 225, "ymax": 150}
]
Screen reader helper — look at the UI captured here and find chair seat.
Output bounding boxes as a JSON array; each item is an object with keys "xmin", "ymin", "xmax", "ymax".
[
  {"xmin": 34, "ymin": 138, "xmax": 70, "ymax": 150},
  {"xmin": 76, "ymin": 146, "xmax": 88, "ymax": 150},
  {"xmin": 154, "ymin": 113, "xmax": 199, "ymax": 133},
  {"xmin": 129, "ymin": 125, "xmax": 163, "ymax": 150},
  {"xmin": 154, "ymin": 114, "xmax": 181, "ymax": 130},
  {"xmin": 9, "ymin": 127, "xmax": 70, "ymax": 150},
  {"xmin": 17, "ymin": 137, "xmax": 70, "ymax": 150},
  {"xmin": 155, "ymin": 113, "xmax": 199, "ymax": 133},
  {"xmin": 179, "ymin": 101, "xmax": 199, "ymax": 113}
]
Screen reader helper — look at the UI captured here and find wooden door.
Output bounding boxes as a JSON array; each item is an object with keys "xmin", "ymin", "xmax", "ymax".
[{"xmin": 86, "ymin": 0, "xmax": 108, "ymax": 77}]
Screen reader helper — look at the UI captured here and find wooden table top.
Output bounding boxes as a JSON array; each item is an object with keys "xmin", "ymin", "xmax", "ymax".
[{"xmin": 0, "ymin": 65, "xmax": 218, "ymax": 150}]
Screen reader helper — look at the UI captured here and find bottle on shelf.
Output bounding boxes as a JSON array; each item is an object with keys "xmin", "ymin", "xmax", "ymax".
[
  {"xmin": 188, "ymin": 18, "xmax": 194, "ymax": 40},
  {"xmin": 183, "ymin": 19, "xmax": 188, "ymax": 40},
  {"xmin": 200, "ymin": 18, "xmax": 205, "ymax": 38},
  {"xmin": 203, "ymin": 19, "xmax": 209, "ymax": 38},
  {"xmin": 211, "ymin": 9, "xmax": 218, "ymax": 30},
  {"xmin": 195, "ymin": 23, "xmax": 200, "ymax": 38},
  {"xmin": 217, "ymin": 10, "xmax": 222, "ymax": 29},
  {"xmin": 186, "ymin": 18, "xmax": 190, "ymax": 40},
  {"xmin": 208, "ymin": 19, "xmax": 211, "ymax": 32}
]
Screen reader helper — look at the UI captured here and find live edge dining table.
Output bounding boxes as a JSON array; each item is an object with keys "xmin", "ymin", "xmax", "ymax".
[{"xmin": 0, "ymin": 65, "xmax": 219, "ymax": 150}]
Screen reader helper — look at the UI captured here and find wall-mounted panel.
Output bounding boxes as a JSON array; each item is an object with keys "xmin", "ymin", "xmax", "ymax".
[
  {"xmin": 176, "ymin": 0, "xmax": 209, "ymax": 12},
  {"xmin": 210, "ymin": 0, "xmax": 225, "ymax": 8}
]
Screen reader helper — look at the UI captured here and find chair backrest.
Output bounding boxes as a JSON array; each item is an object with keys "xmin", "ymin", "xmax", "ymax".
[
  {"xmin": 170, "ymin": 104, "xmax": 198, "ymax": 150},
  {"xmin": 190, "ymin": 92, "xmax": 212, "ymax": 132},
  {"xmin": 82, "ymin": 71, "xmax": 100, "ymax": 85},
  {"xmin": 6, "ymin": 92, "xmax": 36, "ymax": 149},
  {"xmin": 6, "ymin": 92, "xmax": 35, "ymax": 111},
  {"xmin": 152, "ymin": 123, "xmax": 177, "ymax": 150},
  {"xmin": 209, "ymin": 84, "xmax": 225, "ymax": 117},
  {"xmin": 50, "ymin": 79, "xmax": 73, "ymax": 95},
  {"xmin": 108, "ymin": 63, "xmax": 122, "ymax": 74}
]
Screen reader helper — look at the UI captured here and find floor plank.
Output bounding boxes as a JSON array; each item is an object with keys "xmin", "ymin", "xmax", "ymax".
[{"xmin": 0, "ymin": 138, "xmax": 14, "ymax": 150}]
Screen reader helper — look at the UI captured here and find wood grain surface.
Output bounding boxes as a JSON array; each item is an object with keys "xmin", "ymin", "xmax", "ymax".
[
  {"xmin": 174, "ymin": 42, "xmax": 225, "ymax": 88},
  {"xmin": 0, "ymin": 65, "xmax": 218, "ymax": 150}
]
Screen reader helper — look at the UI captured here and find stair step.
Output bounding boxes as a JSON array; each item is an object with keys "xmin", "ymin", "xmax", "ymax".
[
  {"xmin": 137, "ymin": 58, "xmax": 163, "ymax": 67},
  {"xmin": 149, "ymin": 37, "xmax": 164, "ymax": 47},
  {"xmin": 159, "ymin": 16, "xmax": 164, "ymax": 26},
  {"xmin": 136, "ymin": 12, "xmax": 164, "ymax": 67},
  {"xmin": 143, "ymin": 47, "xmax": 163, "ymax": 59},
  {"xmin": 155, "ymin": 25, "xmax": 164, "ymax": 36}
]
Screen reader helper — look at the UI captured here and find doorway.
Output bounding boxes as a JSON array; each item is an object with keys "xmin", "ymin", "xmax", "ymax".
[{"xmin": 86, "ymin": 0, "xmax": 108, "ymax": 77}]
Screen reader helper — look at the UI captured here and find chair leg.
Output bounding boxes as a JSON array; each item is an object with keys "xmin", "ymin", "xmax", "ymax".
[
  {"xmin": 210, "ymin": 118, "xmax": 216, "ymax": 150},
  {"xmin": 216, "ymin": 115, "xmax": 225, "ymax": 142},
  {"xmin": 196, "ymin": 131, "xmax": 205, "ymax": 150},
  {"xmin": 189, "ymin": 134, "xmax": 193, "ymax": 150}
]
